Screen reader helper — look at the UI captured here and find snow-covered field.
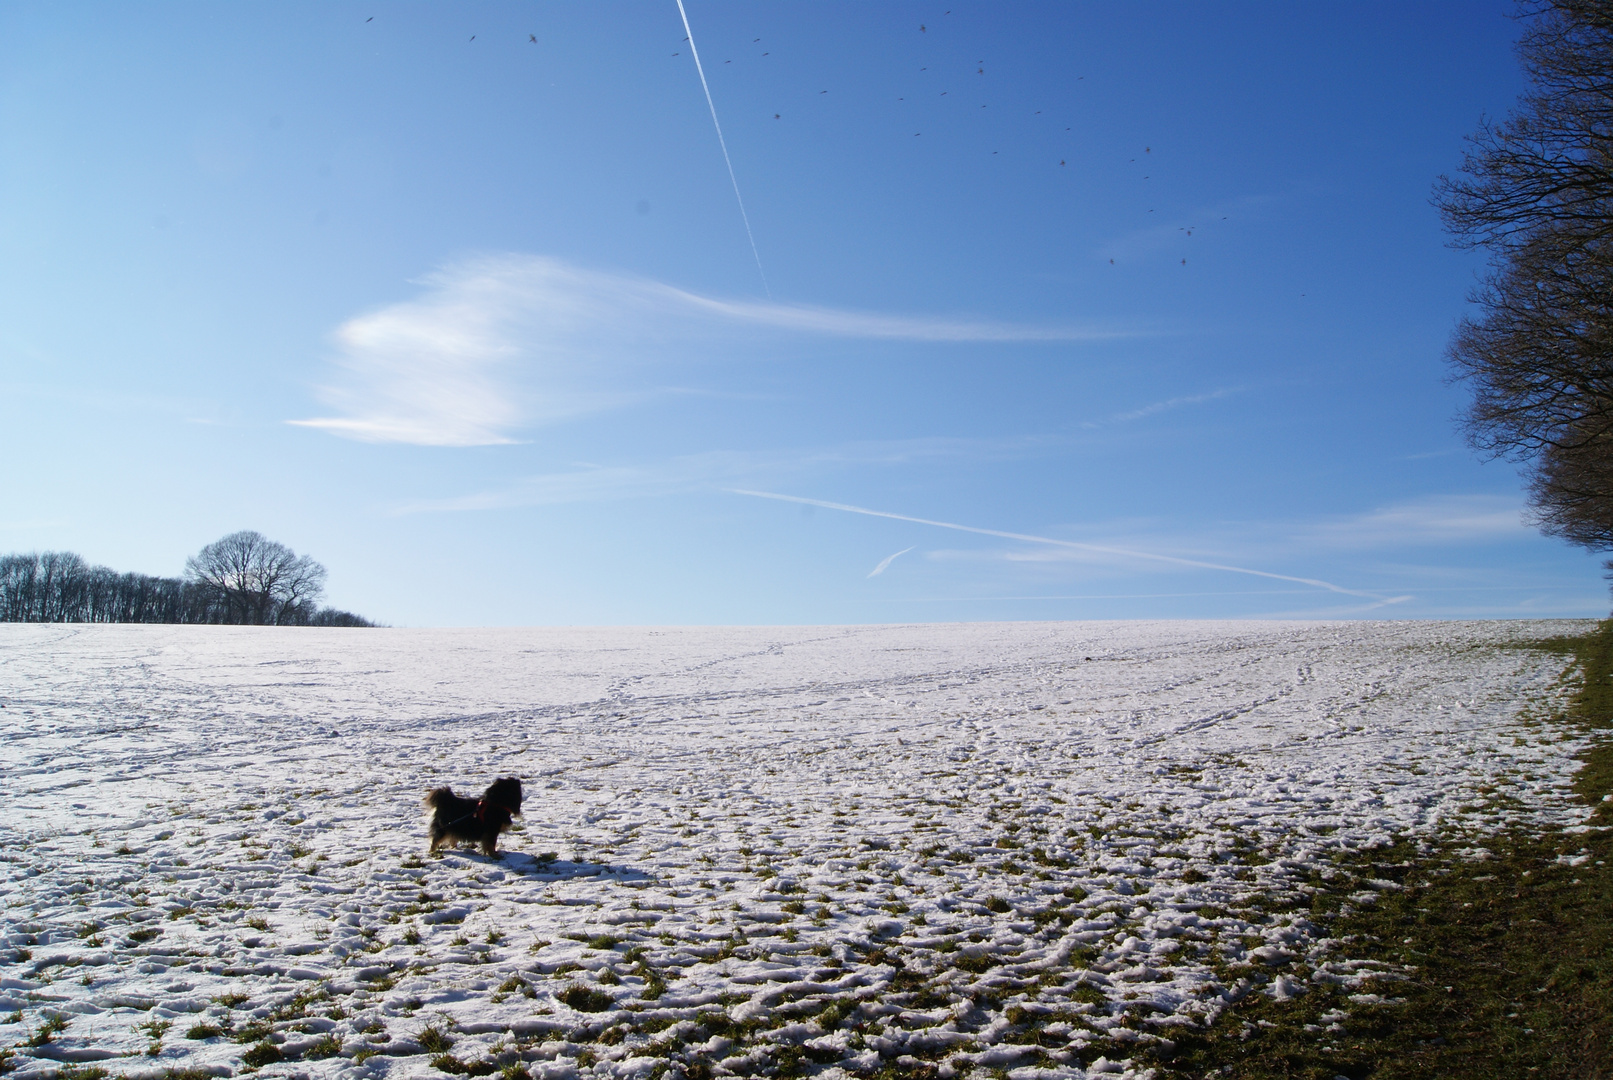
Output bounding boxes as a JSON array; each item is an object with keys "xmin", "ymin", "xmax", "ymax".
[{"xmin": 0, "ymin": 621, "xmax": 1599, "ymax": 1080}]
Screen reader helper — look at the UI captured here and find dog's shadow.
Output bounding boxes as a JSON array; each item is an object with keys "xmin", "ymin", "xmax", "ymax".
[{"xmin": 502, "ymin": 851, "xmax": 653, "ymax": 882}]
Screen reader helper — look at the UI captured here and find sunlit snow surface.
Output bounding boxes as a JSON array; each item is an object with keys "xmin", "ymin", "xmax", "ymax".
[{"xmin": 0, "ymin": 621, "xmax": 1598, "ymax": 1079}]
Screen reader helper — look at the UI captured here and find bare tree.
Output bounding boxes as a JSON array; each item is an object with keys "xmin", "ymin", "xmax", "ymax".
[
  {"xmin": 0, "ymin": 554, "xmax": 39, "ymax": 622},
  {"xmin": 36, "ymin": 551, "xmax": 88, "ymax": 622},
  {"xmin": 0, "ymin": 538, "xmax": 369, "ymax": 625},
  {"xmin": 184, "ymin": 531, "xmax": 328, "ymax": 626},
  {"xmin": 1435, "ymin": 0, "xmax": 1613, "ymax": 565}
]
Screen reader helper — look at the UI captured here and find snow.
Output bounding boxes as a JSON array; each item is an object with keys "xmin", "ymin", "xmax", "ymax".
[{"xmin": 0, "ymin": 620, "xmax": 1598, "ymax": 1079}]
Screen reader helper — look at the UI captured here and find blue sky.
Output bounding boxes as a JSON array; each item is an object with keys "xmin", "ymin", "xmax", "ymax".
[{"xmin": 2, "ymin": 1, "xmax": 1604, "ymax": 626}]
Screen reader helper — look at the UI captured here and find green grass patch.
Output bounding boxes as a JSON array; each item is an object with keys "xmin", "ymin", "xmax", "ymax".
[
  {"xmin": 231, "ymin": 1020, "xmax": 273, "ymax": 1045},
  {"xmin": 558, "ymin": 984, "xmax": 616, "ymax": 1013},
  {"xmin": 26, "ymin": 1016, "xmax": 67, "ymax": 1047},
  {"xmin": 417, "ymin": 1026, "xmax": 454, "ymax": 1053},
  {"xmin": 306, "ymin": 1033, "xmax": 342, "ymax": 1059},
  {"xmin": 1137, "ymin": 621, "xmax": 1613, "ymax": 1079},
  {"xmin": 239, "ymin": 1041, "xmax": 282, "ymax": 1070},
  {"xmin": 57, "ymin": 1068, "xmax": 109, "ymax": 1080}
]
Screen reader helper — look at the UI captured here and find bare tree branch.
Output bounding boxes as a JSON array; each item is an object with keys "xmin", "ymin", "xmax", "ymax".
[{"xmin": 1436, "ymin": 0, "xmax": 1613, "ymax": 566}]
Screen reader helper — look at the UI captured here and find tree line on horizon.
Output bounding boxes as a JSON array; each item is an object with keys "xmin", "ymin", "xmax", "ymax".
[{"xmin": 0, "ymin": 531, "xmax": 373, "ymax": 626}]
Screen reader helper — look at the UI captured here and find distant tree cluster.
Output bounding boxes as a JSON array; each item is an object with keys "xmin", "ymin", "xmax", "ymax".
[
  {"xmin": 1436, "ymin": 0, "xmax": 1613, "ymax": 570},
  {"xmin": 0, "ymin": 531, "xmax": 373, "ymax": 626}
]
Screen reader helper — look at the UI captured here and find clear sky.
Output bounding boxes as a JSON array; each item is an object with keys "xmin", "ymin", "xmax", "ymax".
[{"xmin": 3, "ymin": 1, "xmax": 1604, "ymax": 626}]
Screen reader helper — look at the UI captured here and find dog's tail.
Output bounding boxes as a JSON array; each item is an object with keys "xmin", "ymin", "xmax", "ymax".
[{"xmin": 424, "ymin": 787, "xmax": 456, "ymax": 809}]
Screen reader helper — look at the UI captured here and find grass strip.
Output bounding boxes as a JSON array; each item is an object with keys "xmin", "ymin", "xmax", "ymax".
[{"xmin": 1143, "ymin": 621, "xmax": 1613, "ymax": 1079}]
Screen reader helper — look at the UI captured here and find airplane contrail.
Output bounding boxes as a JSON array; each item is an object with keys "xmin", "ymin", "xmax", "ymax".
[
  {"xmin": 674, "ymin": 0, "xmax": 770, "ymax": 297},
  {"xmin": 867, "ymin": 546, "xmax": 915, "ymax": 578},
  {"xmin": 730, "ymin": 488, "xmax": 1408, "ymax": 602}
]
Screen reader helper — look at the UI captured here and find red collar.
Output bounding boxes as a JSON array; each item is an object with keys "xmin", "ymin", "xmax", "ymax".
[{"xmin": 475, "ymin": 798, "xmax": 510, "ymax": 826}]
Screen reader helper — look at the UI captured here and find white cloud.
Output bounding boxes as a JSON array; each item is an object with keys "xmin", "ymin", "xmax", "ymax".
[
  {"xmin": 291, "ymin": 255, "xmax": 1124, "ymax": 447},
  {"xmin": 1299, "ymin": 495, "xmax": 1530, "ymax": 549},
  {"xmin": 731, "ymin": 489, "xmax": 1385, "ymax": 598},
  {"xmin": 667, "ymin": 290, "xmax": 1107, "ymax": 342},
  {"xmin": 988, "ymin": 495, "xmax": 1533, "ymax": 564},
  {"xmin": 1088, "ymin": 388, "xmax": 1237, "ymax": 427},
  {"xmin": 867, "ymin": 547, "xmax": 915, "ymax": 578},
  {"xmin": 396, "ymin": 459, "xmax": 715, "ymax": 514},
  {"xmin": 391, "ymin": 436, "xmax": 1035, "ymax": 514}
]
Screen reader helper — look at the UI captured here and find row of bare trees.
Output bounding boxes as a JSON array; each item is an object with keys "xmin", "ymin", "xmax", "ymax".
[
  {"xmin": 0, "ymin": 532, "xmax": 372, "ymax": 626},
  {"xmin": 1437, "ymin": 1, "xmax": 1613, "ymax": 570}
]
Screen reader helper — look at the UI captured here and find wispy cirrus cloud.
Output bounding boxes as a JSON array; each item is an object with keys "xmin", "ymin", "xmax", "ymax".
[
  {"xmin": 1296, "ymin": 494, "xmax": 1530, "ymax": 549},
  {"xmin": 990, "ymin": 495, "xmax": 1533, "ymax": 568},
  {"xmin": 731, "ymin": 488, "xmax": 1396, "ymax": 599},
  {"xmin": 291, "ymin": 255, "xmax": 1125, "ymax": 447},
  {"xmin": 1083, "ymin": 387, "xmax": 1238, "ymax": 428},
  {"xmin": 391, "ymin": 435, "xmax": 1044, "ymax": 514},
  {"xmin": 390, "ymin": 440, "xmax": 1564, "ymax": 613},
  {"xmin": 867, "ymin": 547, "xmax": 915, "ymax": 578}
]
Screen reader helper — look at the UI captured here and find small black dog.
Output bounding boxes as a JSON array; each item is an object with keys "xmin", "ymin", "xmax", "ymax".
[{"xmin": 425, "ymin": 776, "xmax": 523, "ymax": 857}]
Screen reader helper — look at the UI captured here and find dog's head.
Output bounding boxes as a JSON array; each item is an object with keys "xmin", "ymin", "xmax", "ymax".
[{"xmin": 484, "ymin": 776, "xmax": 523, "ymax": 816}]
